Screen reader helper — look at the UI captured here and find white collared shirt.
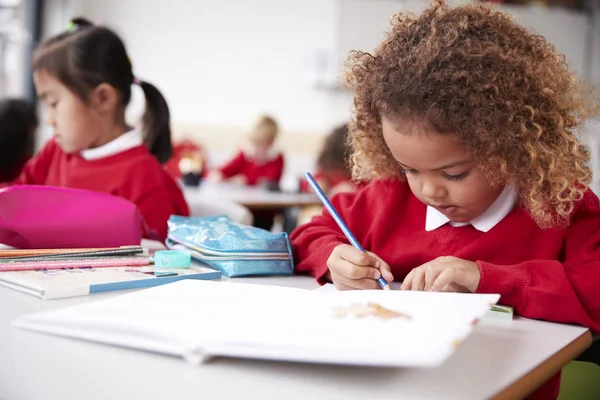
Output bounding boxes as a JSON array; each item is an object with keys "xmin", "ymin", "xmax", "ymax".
[
  {"xmin": 425, "ymin": 185, "xmax": 518, "ymax": 233},
  {"xmin": 242, "ymin": 146, "xmax": 281, "ymax": 166},
  {"xmin": 80, "ymin": 127, "xmax": 143, "ymax": 160}
]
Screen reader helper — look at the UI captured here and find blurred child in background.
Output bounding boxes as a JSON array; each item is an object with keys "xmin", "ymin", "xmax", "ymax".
[
  {"xmin": 3, "ymin": 18, "xmax": 189, "ymax": 241},
  {"xmin": 209, "ymin": 115, "xmax": 284, "ymax": 231},
  {"xmin": 300, "ymin": 123, "xmax": 354, "ymax": 196},
  {"xmin": 165, "ymin": 138, "xmax": 207, "ymax": 186},
  {"xmin": 209, "ymin": 115, "xmax": 284, "ymax": 188},
  {"xmin": 0, "ymin": 98, "xmax": 37, "ymax": 183},
  {"xmin": 291, "ymin": 123, "xmax": 357, "ymax": 230}
]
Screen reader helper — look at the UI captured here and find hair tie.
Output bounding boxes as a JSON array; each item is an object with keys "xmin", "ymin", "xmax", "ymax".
[
  {"xmin": 65, "ymin": 21, "xmax": 78, "ymax": 33},
  {"xmin": 133, "ymin": 77, "xmax": 142, "ymax": 86}
]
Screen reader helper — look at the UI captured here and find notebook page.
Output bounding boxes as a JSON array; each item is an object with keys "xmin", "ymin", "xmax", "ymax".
[
  {"xmin": 15, "ymin": 280, "xmax": 499, "ymax": 367},
  {"xmin": 14, "ymin": 280, "xmax": 314, "ymax": 359},
  {"xmin": 229, "ymin": 288, "xmax": 499, "ymax": 367}
]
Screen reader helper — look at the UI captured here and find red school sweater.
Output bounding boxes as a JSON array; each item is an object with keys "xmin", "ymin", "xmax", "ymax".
[
  {"xmin": 219, "ymin": 151, "xmax": 284, "ymax": 185},
  {"xmin": 8, "ymin": 139, "xmax": 190, "ymax": 241},
  {"xmin": 290, "ymin": 179, "xmax": 600, "ymax": 400}
]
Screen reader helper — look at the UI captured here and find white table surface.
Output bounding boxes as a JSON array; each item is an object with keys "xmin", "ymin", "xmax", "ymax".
[
  {"xmin": 0, "ymin": 276, "xmax": 590, "ymax": 400},
  {"xmin": 183, "ymin": 182, "xmax": 320, "ymax": 210}
]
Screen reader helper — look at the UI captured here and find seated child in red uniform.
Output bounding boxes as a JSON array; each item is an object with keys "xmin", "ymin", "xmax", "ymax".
[
  {"xmin": 294, "ymin": 123, "xmax": 356, "ymax": 228},
  {"xmin": 209, "ymin": 115, "xmax": 284, "ymax": 230},
  {"xmin": 4, "ymin": 18, "xmax": 189, "ymax": 241},
  {"xmin": 291, "ymin": 2, "xmax": 600, "ymax": 398},
  {"xmin": 165, "ymin": 139, "xmax": 207, "ymax": 186},
  {"xmin": 300, "ymin": 123, "xmax": 354, "ymax": 196}
]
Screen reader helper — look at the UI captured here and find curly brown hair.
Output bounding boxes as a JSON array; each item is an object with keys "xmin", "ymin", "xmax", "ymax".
[{"xmin": 345, "ymin": 0, "xmax": 598, "ymax": 228}]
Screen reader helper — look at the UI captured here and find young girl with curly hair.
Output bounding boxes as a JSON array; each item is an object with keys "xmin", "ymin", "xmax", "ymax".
[{"xmin": 291, "ymin": 2, "xmax": 599, "ymax": 397}]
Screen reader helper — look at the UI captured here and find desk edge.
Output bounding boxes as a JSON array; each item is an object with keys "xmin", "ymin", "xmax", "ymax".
[{"xmin": 491, "ymin": 329, "xmax": 593, "ymax": 400}]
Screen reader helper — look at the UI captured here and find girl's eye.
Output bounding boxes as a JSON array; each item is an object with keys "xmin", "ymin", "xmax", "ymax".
[
  {"xmin": 442, "ymin": 171, "xmax": 470, "ymax": 182},
  {"xmin": 44, "ymin": 99, "xmax": 58, "ymax": 108},
  {"xmin": 400, "ymin": 168, "xmax": 418, "ymax": 176}
]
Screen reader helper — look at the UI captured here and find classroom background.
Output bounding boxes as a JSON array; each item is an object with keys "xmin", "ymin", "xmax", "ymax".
[
  {"xmin": 1, "ymin": 2, "xmax": 600, "ymax": 399},
  {"xmin": 1, "ymin": 0, "xmax": 599, "ymax": 195}
]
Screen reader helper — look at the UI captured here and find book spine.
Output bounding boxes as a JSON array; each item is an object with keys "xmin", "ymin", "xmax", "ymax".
[{"xmin": 89, "ymin": 271, "xmax": 222, "ymax": 294}]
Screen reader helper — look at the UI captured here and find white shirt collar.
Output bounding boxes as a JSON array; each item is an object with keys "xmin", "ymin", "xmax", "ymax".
[
  {"xmin": 80, "ymin": 127, "xmax": 143, "ymax": 160},
  {"xmin": 425, "ymin": 185, "xmax": 518, "ymax": 232},
  {"xmin": 242, "ymin": 146, "xmax": 280, "ymax": 165}
]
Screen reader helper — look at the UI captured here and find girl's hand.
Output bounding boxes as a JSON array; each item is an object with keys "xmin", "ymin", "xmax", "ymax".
[
  {"xmin": 326, "ymin": 244, "xmax": 394, "ymax": 290},
  {"xmin": 206, "ymin": 171, "xmax": 224, "ymax": 182},
  {"xmin": 401, "ymin": 256, "xmax": 480, "ymax": 293},
  {"xmin": 228, "ymin": 175, "xmax": 247, "ymax": 186}
]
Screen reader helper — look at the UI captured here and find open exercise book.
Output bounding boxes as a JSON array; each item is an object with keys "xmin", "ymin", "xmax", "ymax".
[{"xmin": 14, "ymin": 280, "xmax": 499, "ymax": 367}]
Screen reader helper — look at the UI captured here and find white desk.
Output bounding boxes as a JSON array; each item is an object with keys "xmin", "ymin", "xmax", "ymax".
[
  {"xmin": 0, "ymin": 276, "xmax": 591, "ymax": 400},
  {"xmin": 184, "ymin": 182, "xmax": 321, "ymax": 211}
]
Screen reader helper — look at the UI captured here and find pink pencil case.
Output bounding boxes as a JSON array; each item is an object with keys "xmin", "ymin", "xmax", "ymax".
[{"xmin": 0, "ymin": 185, "xmax": 143, "ymax": 249}]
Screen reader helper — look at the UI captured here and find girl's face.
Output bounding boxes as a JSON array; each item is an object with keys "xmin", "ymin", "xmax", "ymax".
[
  {"xmin": 34, "ymin": 70, "xmax": 105, "ymax": 154},
  {"xmin": 381, "ymin": 116, "xmax": 504, "ymax": 223},
  {"xmin": 248, "ymin": 136, "xmax": 274, "ymax": 162}
]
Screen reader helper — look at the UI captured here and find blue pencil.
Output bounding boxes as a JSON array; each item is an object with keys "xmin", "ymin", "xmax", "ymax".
[{"xmin": 304, "ymin": 172, "xmax": 390, "ymax": 290}]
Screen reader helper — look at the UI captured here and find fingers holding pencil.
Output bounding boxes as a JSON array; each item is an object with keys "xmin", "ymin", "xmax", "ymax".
[
  {"xmin": 326, "ymin": 244, "xmax": 394, "ymax": 290},
  {"xmin": 304, "ymin": 172, "xmax": 392, "ymax": 290},
  {"xmin": 367, "ymin": 251, "xmax": 394, "ymax": 286}
]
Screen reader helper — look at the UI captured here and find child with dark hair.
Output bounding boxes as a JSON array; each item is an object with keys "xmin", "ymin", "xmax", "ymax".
[
  {"xmin": 291, "ymin": 123, "xmax": 356, "ymax": 230},
  {"xmin": 4, "ymin": 18, "xmax": 189, "ymax": 240},
  {"xmin": 291, "ymin": 2, "xmax": 600, "ymax": 397},
  {"xmin": 0, "ymin": 98, "xmax": 37, "ymax": 182},
  {"xmin": 300, "ymin": 123, "xmax": 355, "ymax": 196}
]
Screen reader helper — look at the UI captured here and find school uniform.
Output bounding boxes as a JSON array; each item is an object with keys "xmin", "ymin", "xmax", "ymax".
[
  {"xmin": 219, "ymin": 149, "xmax": 285, "ymax": 231},
  {"xmin": 299, "ymin": 170, "xmax": 351, "ymax": 193},
  {"xmin": 10, "ymin": 128, "xmax": 190, "ymax": 241},
  {"xmin": 291, "ymin": 179, "xmax": 600, "ymax": 400},
  {"xmin": 164, "ymin": 139, "xmax": 206, "ymax": 180},
  {"xmin": 219, "ymin": 149, "xmax": 284, "ymax": 185}
]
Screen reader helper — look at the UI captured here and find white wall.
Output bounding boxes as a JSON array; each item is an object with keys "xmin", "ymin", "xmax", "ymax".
[
  {"xmin": 0, "ymin": 0, "xmax": 27, "ymax": 97},
  {"xmin": 74, "ymin": 0, "xmax": 353, "ymax": 133},
  {"xmin": 44, "ymin": 0, "xmax": 599, "ymax": 132}
]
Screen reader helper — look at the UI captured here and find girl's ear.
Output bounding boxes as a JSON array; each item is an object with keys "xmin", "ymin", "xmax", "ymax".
[{"xmin": 90, "ymin": 83, "xmax": 119, "ymax": 115}]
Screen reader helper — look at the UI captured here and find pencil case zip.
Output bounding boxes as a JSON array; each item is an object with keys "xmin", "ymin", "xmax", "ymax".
[{"xmin": 166, "ymin": 237, "xmax": 290, "ymax": 260}]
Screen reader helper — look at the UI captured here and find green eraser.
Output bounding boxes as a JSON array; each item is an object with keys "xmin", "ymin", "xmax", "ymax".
[
  {"xmin": 491, "ymin": 305, "xmax": 514, "ymax": 314},
  {"xmin": 153, "ymin": 250, "xmax": 191, "ymax": 269}
]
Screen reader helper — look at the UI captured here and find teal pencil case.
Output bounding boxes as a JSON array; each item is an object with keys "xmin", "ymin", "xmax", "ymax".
[{"xmin": 166, "ymin": 215, "xmax": 293, "ymax": 278}]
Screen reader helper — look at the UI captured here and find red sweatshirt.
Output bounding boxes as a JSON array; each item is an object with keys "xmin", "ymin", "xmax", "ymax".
[
  {"xmin": 299, "ymin": 170, "xmax": 351, "ymax": 193},
  {"xmin": 219, "ymin": 151, "xmax": 284, "ymax": 185},
  {"xmin": 291, "ymin": 179, "xmax": 600, "ymax": 400},
  {"xmin": 164, "ymin": 140, "xmax": 207, "ymax": 180},
  {"xmin": 8, "ymin": 139, "xmax": 190, "ymax": 241}
]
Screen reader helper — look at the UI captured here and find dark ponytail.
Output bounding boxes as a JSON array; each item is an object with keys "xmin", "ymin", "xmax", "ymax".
[
  {"xmin": 138, "ymin": 80, "xmax": 172, "ymax": 164},
  {"xmin": 32, "ymin": 17, "xmax": 172, "ymax": 164}
]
